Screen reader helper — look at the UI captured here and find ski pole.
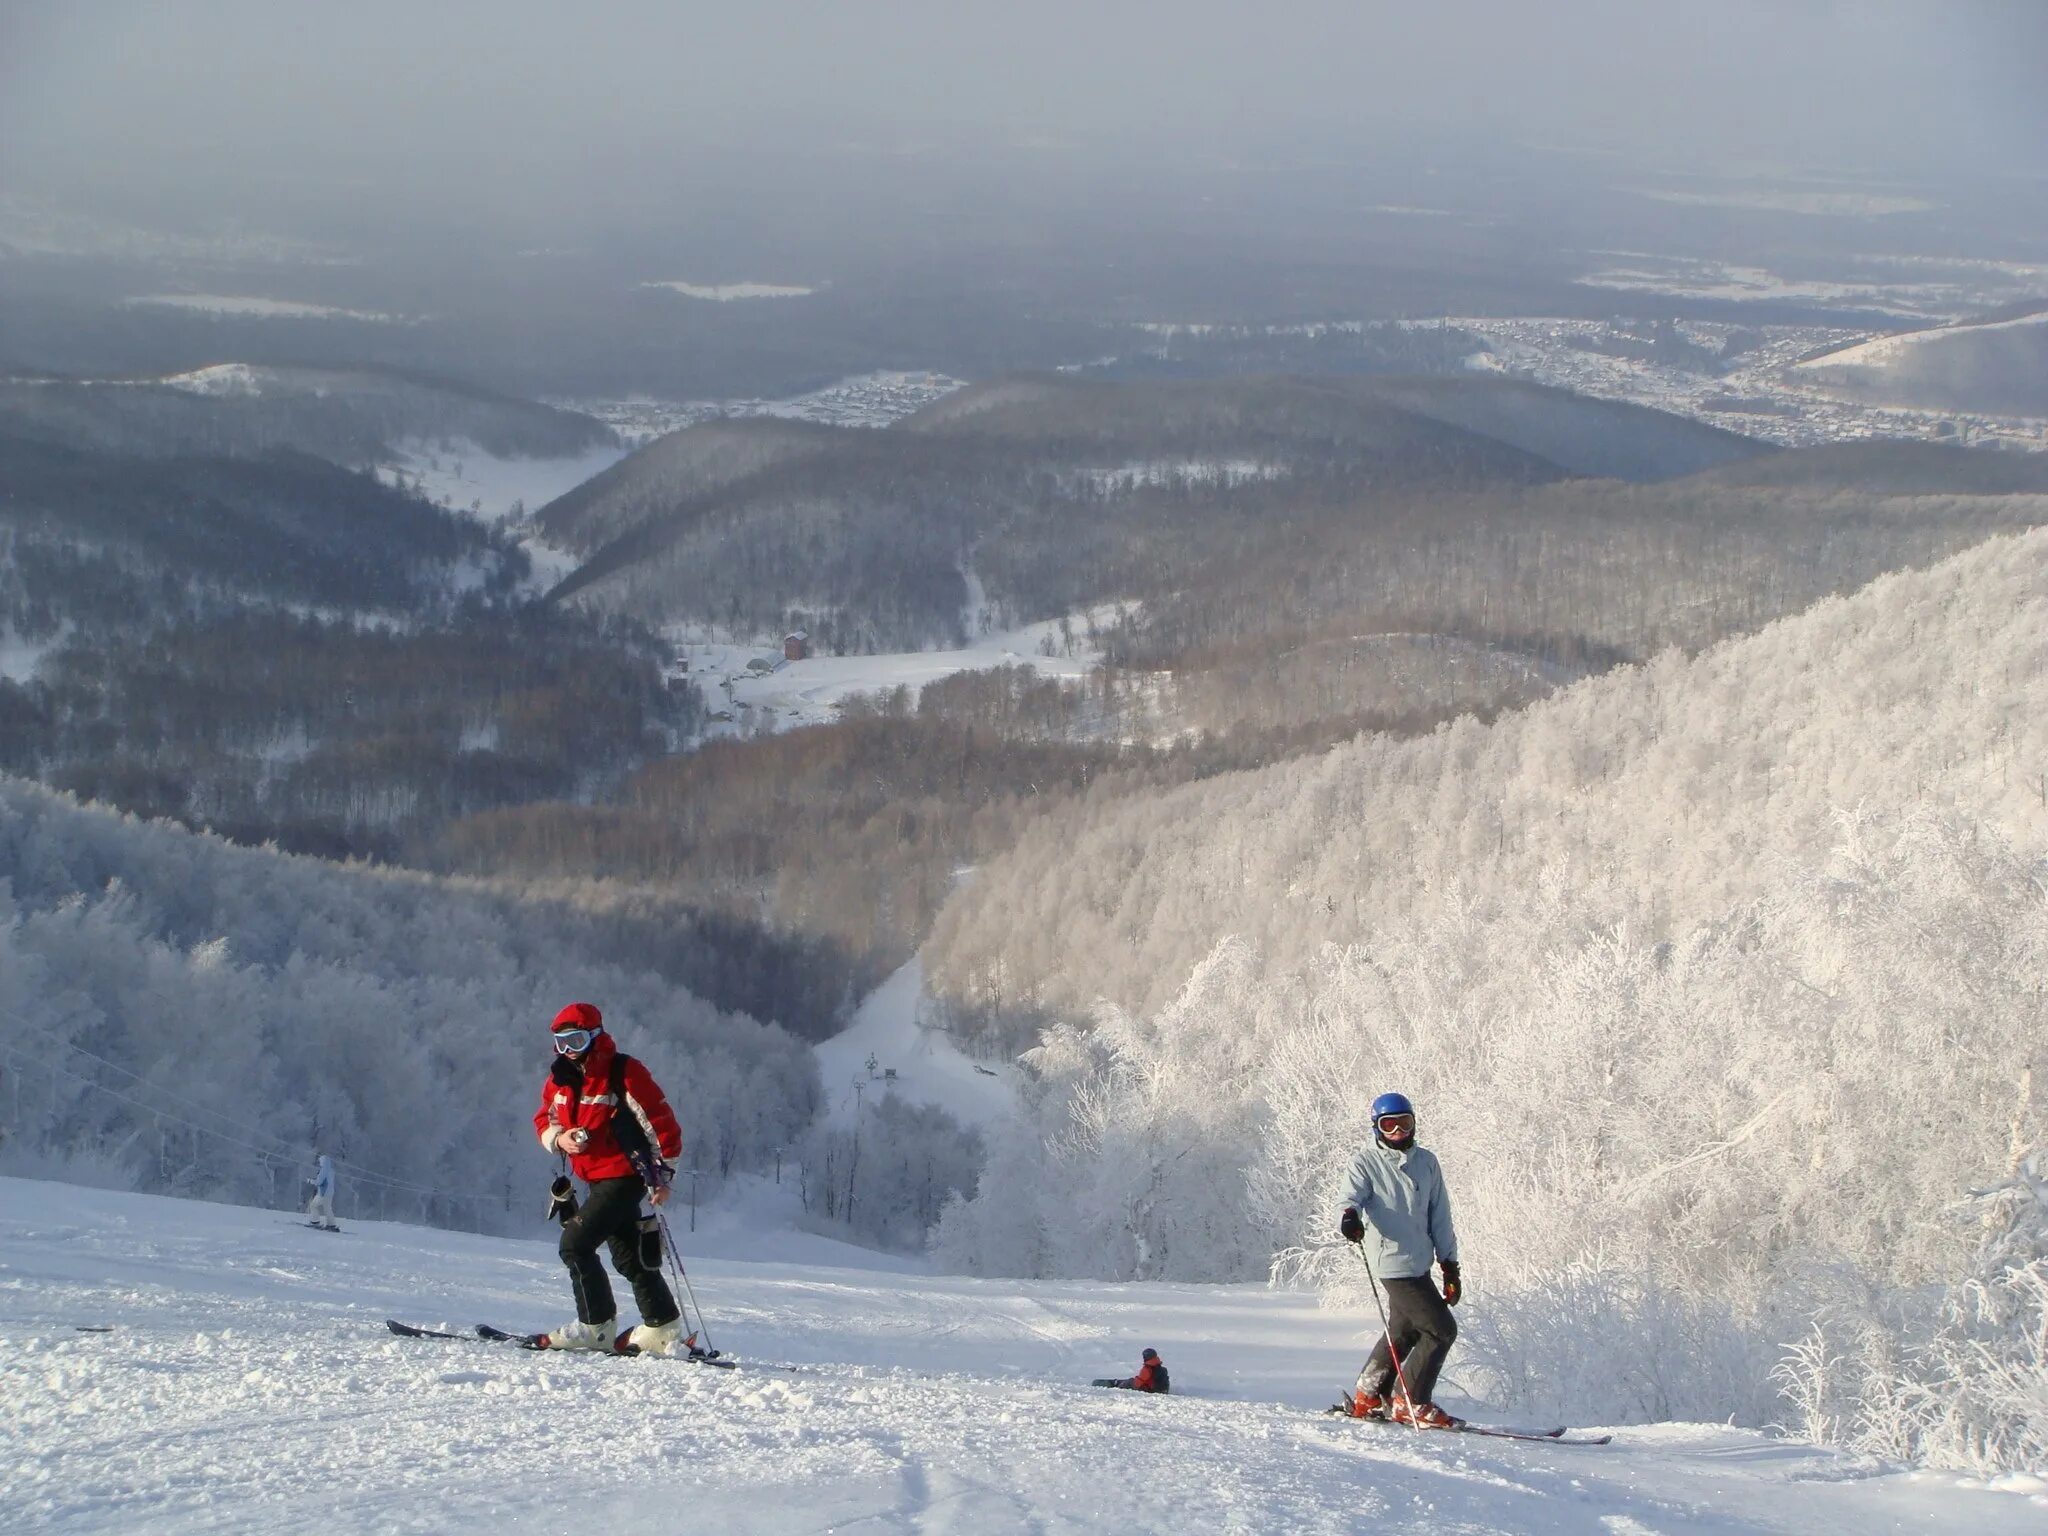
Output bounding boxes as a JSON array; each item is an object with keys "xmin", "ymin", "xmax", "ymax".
[
  {"xmin": 1355, "ymin": 1242, "xmax": 1421, "ymax": 1431},
  {"xmin": 627, "ymin": 1148, "xmax": 716, "ymax": 1355},
  {"xmin": 652, "ymin": 1206, "xmax": 716, "ymax": 1357}
]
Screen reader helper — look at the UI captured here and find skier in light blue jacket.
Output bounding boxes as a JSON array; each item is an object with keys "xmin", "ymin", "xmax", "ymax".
[
  {"xmin": 1338, "ymin": 1091, "xmax": 1461, "ymax": 1426},
  {"xmin": 305, "ymin": 1154, "xmax": 339, "ymax": 1232}
]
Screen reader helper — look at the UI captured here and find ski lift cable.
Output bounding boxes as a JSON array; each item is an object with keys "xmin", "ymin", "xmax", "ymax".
[
  {"xmin": 1, "ymin": 1007, "xmax": 309, "ymax": 1161},
  {"xmin": 0, "ymin": 1034, "xmax": 325, "ymax": 1174},
  {"xmin": 0, "ymin": 1036, "xmax": 500, "ymax": 1210},
  {"xmin": 0, "ymin": 1014, "xmax": 497, "ymax": 1209}
]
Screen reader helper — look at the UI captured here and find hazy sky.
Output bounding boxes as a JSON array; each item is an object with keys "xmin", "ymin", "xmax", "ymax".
[{"xmin": 4, "ymin": 0, "xmax": 2043, "ymax": 231}]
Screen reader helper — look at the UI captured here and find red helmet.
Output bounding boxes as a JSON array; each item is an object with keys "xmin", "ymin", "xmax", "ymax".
[{"xmin": 551, "ymin": 1002, "xmax": 603, "ymax": 1033}]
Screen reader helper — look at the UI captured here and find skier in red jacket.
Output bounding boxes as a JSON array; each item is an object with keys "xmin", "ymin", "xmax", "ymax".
[{"xmin": 533, "ymin": 1002, "xmax": 686, "ymax": 1353}]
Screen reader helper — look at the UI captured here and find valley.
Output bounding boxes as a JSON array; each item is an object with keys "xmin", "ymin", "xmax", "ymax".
[{"xmin": 5, "ymin": 29, "xmax": 2048, "ymax": 1513}]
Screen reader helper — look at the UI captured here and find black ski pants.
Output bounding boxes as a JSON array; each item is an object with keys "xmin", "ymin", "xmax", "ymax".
[
  {"xmin": 559, "ymin": 1175, "xmax": 678, "ymax": 1328},
  {"xmin": 1359, "ymin": 1275, "xmax": 1457, "ymax": 1406}
]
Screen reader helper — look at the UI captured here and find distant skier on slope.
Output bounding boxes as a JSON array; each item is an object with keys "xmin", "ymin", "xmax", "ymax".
[
  {"xmin": 304, "ymin": 1153, "xmax": 339, "ymax": 1231},
  {"xmin": 534, "ymin": 1002, "xmax": 687, "ymax": 1354},
  {"xmin": 1092, "ymin": 1347, "xmax": 1170, "ymax": 1393},
  {"xmin": 1338, "ymin": 1091, "xmax": 1462, "ymax": 1427}
]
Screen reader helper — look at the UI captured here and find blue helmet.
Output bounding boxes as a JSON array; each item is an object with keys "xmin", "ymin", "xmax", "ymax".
[{"xmin": 1371, "ymin": 1091, "xmax": 1414, "ymax": 1120}]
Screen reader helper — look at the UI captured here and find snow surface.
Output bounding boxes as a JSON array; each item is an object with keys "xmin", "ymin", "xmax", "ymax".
[
  {"xmin": 813, "ymin": 957, "xmax": 1018, "ymax": 1131},
  {"xmin": 5, "ymin": 1176, "xmax": 2040, "ymax": 1534}
]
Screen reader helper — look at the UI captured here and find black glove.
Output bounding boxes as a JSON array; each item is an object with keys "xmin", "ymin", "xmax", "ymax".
[
  {"xmin": 1440, "ymin": 1261, "xmax": 1462, "ymax": 1306},
  {"xmin": 1339, "ymin": 1207, "xmax": 1365, "ymax": 1244},
  {"xmin": 545, "ymin": 1175, "xmax": 579, "ymax": 1225}
]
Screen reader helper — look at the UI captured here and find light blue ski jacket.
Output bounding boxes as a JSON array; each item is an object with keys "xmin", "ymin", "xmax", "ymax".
[{"xmin": 1342, "ymin": 1141, "xmax": 1458, "ymax": 1280}]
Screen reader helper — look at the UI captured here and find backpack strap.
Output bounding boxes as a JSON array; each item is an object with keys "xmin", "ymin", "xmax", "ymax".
[{"xmin": 607, "ymin": 1052, "xmax": 659, "ymax": 1172}]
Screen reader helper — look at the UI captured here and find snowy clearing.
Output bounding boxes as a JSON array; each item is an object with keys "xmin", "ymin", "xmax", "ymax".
[
  {"xmin": 4, "ymin": 1177, "xmax": 2040, "ymax": 1535},
  {"xmin": 378, "ymin": 438, "xmax": 630, "ymax": 522},
  {"xmin": 814, "ymin": 957, "xmax": 1018, "ymax": 1132},
  {"xmin": 683, "ymin": 605, "xmax": 1117, "ymax": 735}
]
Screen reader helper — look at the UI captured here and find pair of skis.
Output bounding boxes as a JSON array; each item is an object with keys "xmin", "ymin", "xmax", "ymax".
[
  {"xmin": 387, "ymin": 1317, "xmax": 741, "ymax": 1368},
  {"xmin": 1324, "ymin": 1401, "xmax": 1611, "ymax": 1445}
]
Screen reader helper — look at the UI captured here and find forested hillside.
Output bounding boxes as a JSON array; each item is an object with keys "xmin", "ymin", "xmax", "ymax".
[
  {"xmin": 925, "ymin": 532, "xmax": 2048, "ymax": 1468},
  {"xmin": 0, "ymin": 366, "xmax": 614, "ymax": 463},
  {"xmin": 547, "ymin": 374, "xmax": 1581, "ymax": 650},
  {"xmin": 927, "ymin": 528, "xmax": 2048, "ymax": 1029},
  {"xmin": 428, "ymin": 699, "xmax": 1277, "ymax": 1002},
  {"xmin": 536, "ymin": 417, "xmax": 843, "ymax": 553},
  {"xmin": 0, "ymin": 433, "xmax": 522, "ymax": 632},
  {"xmin": 0, "ymin": 777, "xmax": 822, "ymax": 1224},
  {"xmin": 0, "ymin": 386, "xmax": 693, "ymax": 864}
]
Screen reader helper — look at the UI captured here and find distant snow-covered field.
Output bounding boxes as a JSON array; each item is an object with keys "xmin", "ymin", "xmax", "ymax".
[
  {"xmin": 379, "ymin": 438, "xmax": 630, "ymax": 523},
  {"xmin": 685, "ymin": 605, "xmax": 1116, "ymax": 736},
  {"xmin": 123, "ymin": 294, "xmax": 399, "ymax": 322},
  {"xmin": 1624, "ymin": 186, "xmax": 1938, "ymax": 217},
  {"xmin": 641, "ymin": 279, "xmax": 816, "ymax": 300},
  {"xmin": 5, "ymin": 1177, "xmax": 2040, "ymax": 1535}
]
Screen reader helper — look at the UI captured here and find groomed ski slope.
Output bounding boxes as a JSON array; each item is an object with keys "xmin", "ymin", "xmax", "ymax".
[
  {"xmin": 813, "ymin": 956, "xmax": 1018, "ymax": 1131},
  {"xmin": 3, "ymin": 1178, "xmax": 2041, "ymax": 1535}
]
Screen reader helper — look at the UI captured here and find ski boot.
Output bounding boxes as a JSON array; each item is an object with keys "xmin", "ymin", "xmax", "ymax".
[
  {"xmin": 1390, "ymin": 1397, "xmax": 1460, "ymax": 1429},
  {"xmin": 541, "ymin": 1317, "xmax": 617, "ymax": 1351},
  {"xmin": 618, "ymin": 1318, "xmax": 685, "ymax": 1357},
  {"xmin": 1345, "ymin": 1389, "xmax": 1389, "ymax": 1419}
]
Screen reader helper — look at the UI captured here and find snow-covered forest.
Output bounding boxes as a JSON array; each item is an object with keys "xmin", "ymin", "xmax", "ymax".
[
  {"xmin": 0, "ymin": 778, "xmax": 823, "ymax": 1224},
  {"xmin": 926, "ymin": 531, "xmax": 2048, "ymax": 1471}
]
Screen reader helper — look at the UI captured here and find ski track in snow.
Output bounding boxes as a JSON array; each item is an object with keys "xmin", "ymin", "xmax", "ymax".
[{"xmin": 4, "ymin": 1179, "xmax": 2041, "ymax": 1534}]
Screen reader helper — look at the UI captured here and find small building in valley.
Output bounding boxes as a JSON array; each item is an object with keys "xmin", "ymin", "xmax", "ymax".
[{"xmin": 783, "ymin": 630, "xmax": 810, "ymax": 661}]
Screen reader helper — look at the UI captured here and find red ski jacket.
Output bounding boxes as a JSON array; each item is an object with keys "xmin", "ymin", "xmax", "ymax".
[
  {"xmin": 1129, "ymin": 1358, "xmax": 1169, "ymax": 1393},
  {"xmin": 535, "ymin": 1032, "xmax": 682, "ymax": 1183}
]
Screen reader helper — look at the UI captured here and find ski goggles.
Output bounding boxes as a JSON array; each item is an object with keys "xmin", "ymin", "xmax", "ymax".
[
  {"xmin": 551, "ymin": 1027, "xmax": 599, "ymax": 1054},
  {"xmin": 1376, "ymin": 1113, "xmax": 1416, "ymax": 1138}
]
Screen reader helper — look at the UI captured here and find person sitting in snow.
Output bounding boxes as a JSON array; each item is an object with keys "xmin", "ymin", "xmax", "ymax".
[
  {"xmin": 1093, "ymin": 1347, "xmax": 1170, "ymax": 1393},
  {"xmin": 534, "ymin": 1002, "xmax": 687, "ymax": 1354},
  {"xmin": 1338, "ymin": 1091, "xmax": 1461, "ymax": 1427}
]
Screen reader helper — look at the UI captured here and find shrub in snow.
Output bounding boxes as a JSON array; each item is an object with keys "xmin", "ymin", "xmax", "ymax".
[{"xmin": 1778, "ymin": 1152, "xmax": 2048, "ymax": 1474}]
